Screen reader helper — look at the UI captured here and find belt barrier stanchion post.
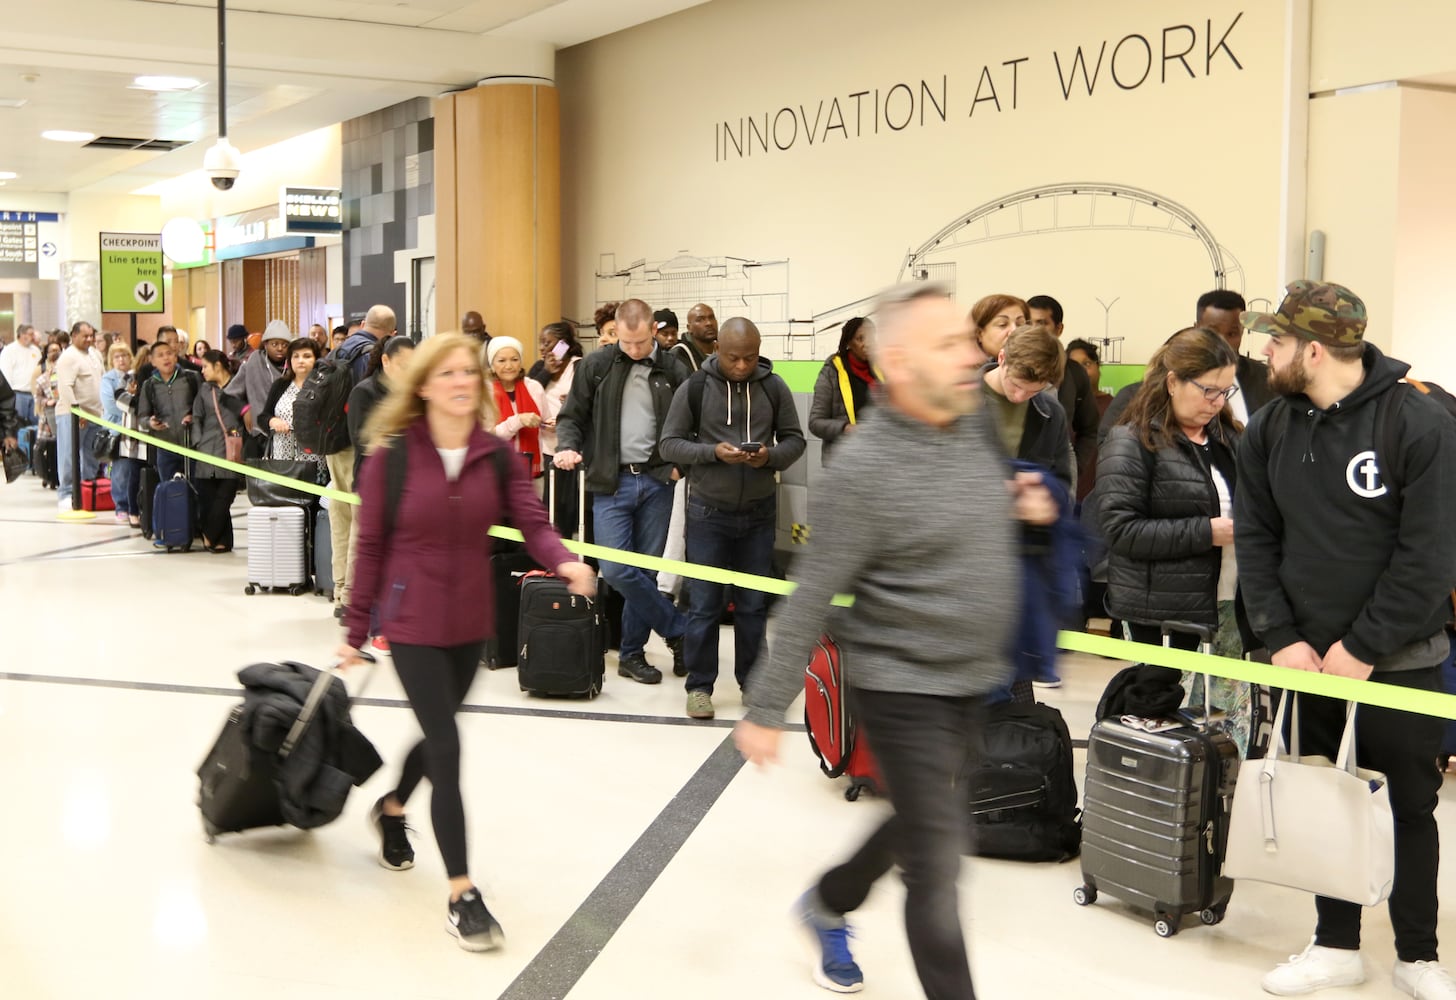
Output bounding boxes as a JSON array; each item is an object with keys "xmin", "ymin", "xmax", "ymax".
[{"xmin": 58, "ymin": 409, "xmax": 96, "ymax": 522}]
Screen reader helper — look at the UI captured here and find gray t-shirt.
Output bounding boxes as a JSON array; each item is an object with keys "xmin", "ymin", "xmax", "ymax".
[{"xmin": 618, "ymin": 358, "xmax": 656, "ymax": 464}]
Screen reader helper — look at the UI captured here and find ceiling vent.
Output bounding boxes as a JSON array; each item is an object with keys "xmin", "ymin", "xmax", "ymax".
[{"xmin": 83, "ymin": 136, "xmax": 190, "ymax": 152}]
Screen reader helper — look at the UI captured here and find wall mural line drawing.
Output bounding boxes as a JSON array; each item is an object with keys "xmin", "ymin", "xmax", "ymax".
[{"xmin": 592, "ymin": 182, "xmax": 1245, "ymax": 362}]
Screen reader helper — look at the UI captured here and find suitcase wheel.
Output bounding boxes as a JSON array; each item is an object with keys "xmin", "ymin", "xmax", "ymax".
[
  {"xmin": 1154, "ymin": 915, "xmax": 1178, "ymax": 938},
  {"xmin": 244, "ymin": 584, "xmax": 257, "ymax": 596},
  {"xmin": 845, "ymin": 784, "xmax": 864, "ymax": 802},
  {"xmin": 289, "ymin": 585, "xmax": 307, "ymax": 596},
  {"xmin": 1072, "ymin": 885, "xmax": 1097, "ymax": 907},
  {"xmin": 1199, "ymin": 905, "xmax": 1226, "ymax": 926},
  {"xmin": 203, "ymin": 818, "xmax": 221, "ymax": 845}
]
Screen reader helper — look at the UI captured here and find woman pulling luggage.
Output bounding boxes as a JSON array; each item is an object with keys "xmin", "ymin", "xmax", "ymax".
[{"xmin": 338, "ymin": 332, "xmax": 594, "ymax": 952}]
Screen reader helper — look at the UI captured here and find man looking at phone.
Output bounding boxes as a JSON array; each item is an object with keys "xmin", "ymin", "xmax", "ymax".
[
  {"xmin": 137, "ymin": 340, "xmax": 200, "ymax": 483},
  {"xmin": 660, "ymin": 318, "xmax": 805, "ymax": 719}
]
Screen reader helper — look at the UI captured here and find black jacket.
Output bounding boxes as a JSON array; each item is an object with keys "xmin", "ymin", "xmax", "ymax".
[
  {"xmin": 981, "ymin": 364, "xmax": 1076, "ymax": 488},
  {"xmin": 1097, "ymin": 420, "xmax": 1238, "ymax": 627},
  {"xmin": 659, "ymin": 356, "xmax": 806, "ymax": 510},
  {"xmin": 1058, "ymin": 359, "xmax": 1101, "ymax": 490},
  {"xmin": 237, "ymin": 661, "xmax": 382, "ymax": 830},
  {"xmin": 808, "ymin": 353, "xmax": 874, "ymax": 462},
  {"xmin": 347, "ymin": 374, "xmax": 389, "ymax": 477},
  {"xmin": 555, "ymin": 345, "xmax": 691, "ymax": 494},
  {"xmin": 1234, "ymin": 345, "xmax": 1456, "ymax": 668},
  {"xmin": 0, "ymin": 371, "xmax": 17, "ymax": 440},
  {"xmin": 1237, "ymin": 355, "xmax": 1275, "ymax": 414}
]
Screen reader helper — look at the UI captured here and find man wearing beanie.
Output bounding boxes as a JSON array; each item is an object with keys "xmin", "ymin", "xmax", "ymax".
[
  {"xmin": 225, "ymin": 324, "xmax": 252, "ymax": 369},
  {"xmin": 227, "ymin": 319, "xmax": 293, "ymax": 449}
]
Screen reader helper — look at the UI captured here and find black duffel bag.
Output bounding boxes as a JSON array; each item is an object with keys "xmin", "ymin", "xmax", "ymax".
[{"xmin": 246, "ymin": 457, "xmax": 326, "ymax": 508}]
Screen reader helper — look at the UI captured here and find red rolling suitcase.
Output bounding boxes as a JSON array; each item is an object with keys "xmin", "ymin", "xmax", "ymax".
[{"xmin": 804, "ymin": 634, "xmax": 883, "ymax": 801}]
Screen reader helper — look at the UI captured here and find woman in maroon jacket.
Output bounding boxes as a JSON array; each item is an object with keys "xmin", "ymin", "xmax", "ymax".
[{"xmin": 338, "ymin": 332, "xmax": 594, "ymax": 952}]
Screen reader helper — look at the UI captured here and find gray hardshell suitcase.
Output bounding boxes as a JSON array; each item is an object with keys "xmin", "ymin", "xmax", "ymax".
[
  {"xmin": 1073, "ymin": 622, "xmax": 1240, "ymax": 937},
  {"xmin": 245, "ymin": 506, "xmax": 309, "ymax": 595}
]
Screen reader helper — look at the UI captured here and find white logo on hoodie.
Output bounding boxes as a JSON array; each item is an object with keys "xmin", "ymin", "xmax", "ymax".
[{"xmin": 1346, "ymin": 450, "xmax": 1388, "ymax": 499}]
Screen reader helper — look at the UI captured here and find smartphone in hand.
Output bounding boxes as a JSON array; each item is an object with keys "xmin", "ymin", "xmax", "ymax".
[{"xmin": 740, "ymin": 441, "xmax": 763, "ymax": 453}]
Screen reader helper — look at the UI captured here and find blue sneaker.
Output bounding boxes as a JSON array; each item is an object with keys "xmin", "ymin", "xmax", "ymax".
[{"xmin": 794, "ymin": 890, "xmax": 864, "ymax": 993}]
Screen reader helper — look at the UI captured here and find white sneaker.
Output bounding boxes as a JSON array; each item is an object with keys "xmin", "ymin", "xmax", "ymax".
[
  {"xmin": 1395, "ymin": 961, "xmax": 1456, "ymax": 999},
  {"xmin": 1262, "ymin": 939, "xmax": 1366, "ymax": 995}
]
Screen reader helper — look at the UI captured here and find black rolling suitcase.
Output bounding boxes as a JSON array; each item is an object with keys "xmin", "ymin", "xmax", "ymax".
[
  {"xmin": 33, "ymin": 435, "xmax": 58, "ymax": 488},
  {"xmin": 1074, "ymin": 622, "xmax": 1240, "ymax": 937},
  {"xmin": 482, "ymin": 540, "xmax": 541, "ymax": 669},
  {"xmin": 516, "ymin": 467, "xmax": 605, "ymax": 697},
  {"xmin": 197, "ymin": 654, "xmax": 374, "ymax": 841}
]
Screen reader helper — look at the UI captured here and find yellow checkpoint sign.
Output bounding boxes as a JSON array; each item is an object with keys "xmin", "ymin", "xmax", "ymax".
[{"xmin": 99, "ymin": 232, "xmax": 165, "ymax": 313}]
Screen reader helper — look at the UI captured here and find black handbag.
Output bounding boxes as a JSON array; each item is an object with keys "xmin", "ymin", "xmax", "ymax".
[
  {"xmin": 246, "ymin": 457, "xmax": 326, "ymax": 507},
  {"xmin": 3, "ymin": 443, "xmax": 25, "ymax": 484},
  {"xmin": 91, "ymin": 428, "xmax": 119, "ymax": 461}
]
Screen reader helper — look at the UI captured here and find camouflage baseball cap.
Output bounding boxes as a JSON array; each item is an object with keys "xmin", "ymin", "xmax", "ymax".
[{"xmin": 1240, "ymin": 280, "xmax": 1366, "ymax": 346}]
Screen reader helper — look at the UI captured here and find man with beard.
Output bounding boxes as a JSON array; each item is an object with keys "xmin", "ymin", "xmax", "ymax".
[
  {"xmin": 1236, "ymin": 281, "xmax": 1456, "ymax": 998},
  {"xmin": 736, "ymin": 283, "xmax": 1055, "ymax": 997}
]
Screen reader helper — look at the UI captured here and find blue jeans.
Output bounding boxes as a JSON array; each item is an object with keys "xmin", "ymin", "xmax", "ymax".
[
  {"xmin": 817, "ymin": 690, "xmax": 984, "ymax": 1000},
  {"xmin": 55, "ymin": 415, "xmax": 100, "ymax": 503},
  {"xmin": 15, "ymin": 392, "xmax": 35, "ymax": 426},
  {"xmin": 156, "ymin": 445, "xmax": 185, "ymax": 485},
  {"xmin": 111, "ymin": 456, "xmax": 138, "ymax": 515},
  {"xmin": 683, "ymin": 495, "xmax": 775, "ymax": 694},
  {"xmin": 591, "ymin": 471, "xmax": 685, "ymax": 660}
]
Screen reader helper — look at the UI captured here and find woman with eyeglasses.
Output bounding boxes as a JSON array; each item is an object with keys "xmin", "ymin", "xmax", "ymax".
[{"xmin": 1097, "ymin": 327, "xmax": 1258, "ymax": 753}]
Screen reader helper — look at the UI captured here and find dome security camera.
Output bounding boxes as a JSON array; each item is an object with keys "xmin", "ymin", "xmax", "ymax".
[{"xmin": 204, "ymin": 138, "xmax": 241, "ymax": 191}]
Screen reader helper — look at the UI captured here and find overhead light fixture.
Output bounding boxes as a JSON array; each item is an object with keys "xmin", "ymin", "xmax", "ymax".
[
  {"xmin": 0, "ymin": 172, "xmax": 16, "ymax": 180},
  {"xmin": 42, "ymin": 129, "xmax": 95, "ymax": 142},
  {"xmin": 132, "ymin": 75, "xmax": 202, "ymax": 92}
]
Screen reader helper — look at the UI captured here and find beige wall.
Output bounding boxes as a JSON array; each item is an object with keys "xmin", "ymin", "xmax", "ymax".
[
  {"xmin": 1390, "ymin": 88, "xmax": 1456, "ymax": 381},
  {"xmin": 1311, "ymin": 0, "xmax": 1456, "ymax": 90},
  {"xmin": 558, "ymin": 0, "xmax": 1287, "ymax": 363}
]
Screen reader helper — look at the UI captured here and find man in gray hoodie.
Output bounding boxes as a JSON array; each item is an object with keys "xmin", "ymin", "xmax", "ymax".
[
  {"xmin": 227, "ymin": 319, "xmax": 291, "ymax": 447},
  {"xmin": 660, "ymin": 318, "xmax": 805, "ymax": 720},
  {"xmin": 736, "ymin": 283, "xmax": 1056, "ymax": 998}
]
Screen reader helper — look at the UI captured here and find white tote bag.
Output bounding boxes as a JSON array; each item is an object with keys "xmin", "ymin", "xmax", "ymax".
[{"xmin": 1224, "ymin": 694, "xmax": 1394, "ymax": 906}]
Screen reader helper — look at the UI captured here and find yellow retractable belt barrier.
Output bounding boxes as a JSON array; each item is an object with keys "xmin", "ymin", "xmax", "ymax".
[{"xmin": 84, "ymin": 409, "xmax": 1456, "ymax": 721}]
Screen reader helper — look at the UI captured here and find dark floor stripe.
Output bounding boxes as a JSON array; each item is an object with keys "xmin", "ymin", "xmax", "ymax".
[
  {"xmin": 0, "ymin": 670, "xmax": 802, "ymax": 732},
  {"xmin": 497, "ymin": 735, "xmax": 745, "ymax": 1000},
  {"xmin": 0, "ymin": 531, "xmax": 138, "ymax": 565}
]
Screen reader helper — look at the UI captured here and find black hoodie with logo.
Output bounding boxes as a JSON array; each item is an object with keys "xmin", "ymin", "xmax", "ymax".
[{"xmin": 1234, "ymin": 344, "xmax": 1456, "ymax": 669}]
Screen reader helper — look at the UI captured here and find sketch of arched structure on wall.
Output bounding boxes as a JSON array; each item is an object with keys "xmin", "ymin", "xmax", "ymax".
[{"xmin": 593, "ymin": 183, "xmax": 1249, "ymax": 360}]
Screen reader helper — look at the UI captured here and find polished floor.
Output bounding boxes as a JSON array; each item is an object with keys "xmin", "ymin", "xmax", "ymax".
[{"xmin": 3, "ymin": 474, "xmax": 1455, "ymax": 1000}]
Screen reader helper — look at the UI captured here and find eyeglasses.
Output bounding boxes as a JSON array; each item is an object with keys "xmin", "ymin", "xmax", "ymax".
[{"xmin": 1185, "ymin": 377, "xmax": 1240, "ymax": 402}]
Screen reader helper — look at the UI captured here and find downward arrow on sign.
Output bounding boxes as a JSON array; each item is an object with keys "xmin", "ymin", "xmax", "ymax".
[{"xmin": 138, "ymin": 284, "xmax": 156, "ymax": 303}]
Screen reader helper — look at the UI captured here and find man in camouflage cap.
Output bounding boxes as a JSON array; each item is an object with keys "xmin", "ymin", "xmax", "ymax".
[{"xmin": 1236, "ymin": 280, "xmax": 1456, "ymax": 997}]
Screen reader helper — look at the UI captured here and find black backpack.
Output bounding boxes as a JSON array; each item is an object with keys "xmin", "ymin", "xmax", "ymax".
[
  {"xmin": 965, "ymin": 701, "xmax": 1081, "ymax": 862},
  {"xmin": 294, "ymin": 342, "xmax": 368, "ymax": 456}
]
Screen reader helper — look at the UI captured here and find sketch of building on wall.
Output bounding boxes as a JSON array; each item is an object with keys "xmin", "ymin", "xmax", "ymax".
[
  {"xmin": 593, "ymin": 183, "xmax": 1249, "ymax": 362},
  {"xmin": 592, "ymin": 251, "xmax": 809, "ymax": 351}
]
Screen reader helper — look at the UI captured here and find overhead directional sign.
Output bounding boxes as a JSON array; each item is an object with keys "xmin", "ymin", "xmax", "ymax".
[{"xmin": 100, "ymin": 232, "xmax": 165, "ymax": 313}]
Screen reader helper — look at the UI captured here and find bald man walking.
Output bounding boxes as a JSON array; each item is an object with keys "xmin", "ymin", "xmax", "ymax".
[{"xmin": 660, "ymin": 319, "xmax": 805, "ymax": 719}]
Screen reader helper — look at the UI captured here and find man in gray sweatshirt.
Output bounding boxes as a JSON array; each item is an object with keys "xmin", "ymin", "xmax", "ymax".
[
  {"xmin": 660, "ymin": 318, "xmax": 805, "ymax": 720},
  {"xmin": 736, "ymin": 282, "xmax": 1057, "ymax": 998}
]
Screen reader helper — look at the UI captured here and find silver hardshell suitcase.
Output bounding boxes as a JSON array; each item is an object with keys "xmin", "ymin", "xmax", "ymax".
[{"xmin": 245, "ymin": 506, "xmax": 309, "ymax": 595}]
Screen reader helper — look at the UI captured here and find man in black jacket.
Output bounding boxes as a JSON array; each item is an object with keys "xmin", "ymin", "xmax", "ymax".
[
  {"xmin": 1236, "ymin": 281, "xmax": 1456, "ymax": 998},
  {"xmin": 555, "ymin": 299, "xmax": 692, "ymax": 683},
  {"xmin": 1027, "ymin": 295, "xmax": 1100, "ymax": 498},
  {"xmin": 1197, "ymin": 289, "xmax": 1274, "ymax": 420}
]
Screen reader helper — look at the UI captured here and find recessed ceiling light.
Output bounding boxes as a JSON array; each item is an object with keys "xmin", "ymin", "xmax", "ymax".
[
  {"xmin": 42, "ymin": 130, "xmax": 95, "ymax": 142},
  {"xmin": 0, "ymin": 172, "xmax": 16, "ymax": 180},
  {"xmin": 133, "ymin": 76, "xmax": 201, "ymax": 92}
]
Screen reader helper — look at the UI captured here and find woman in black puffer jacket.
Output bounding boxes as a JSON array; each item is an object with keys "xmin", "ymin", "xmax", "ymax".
[{"xmin": 1097, "ymin": 327, "xmax": 1262, "ymax": 753}]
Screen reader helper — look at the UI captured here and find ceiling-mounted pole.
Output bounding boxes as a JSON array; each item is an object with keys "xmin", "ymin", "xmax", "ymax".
[{"xmin": 217, "ymin": 0, "xmax": 227, "ymax": 139}]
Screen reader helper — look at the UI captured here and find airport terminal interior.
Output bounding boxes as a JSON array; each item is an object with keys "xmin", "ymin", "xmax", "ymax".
[{"xmin": 4, "ymin": 0, "xmax": 1456, "ymax": 997}]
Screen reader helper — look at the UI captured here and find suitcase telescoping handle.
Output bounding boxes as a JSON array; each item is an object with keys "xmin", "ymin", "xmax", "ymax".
[
  {"xmin": 280, "ymin": 650, "xmax": 377, "ymax": 760},
  {"xmin": 1160, "ymin": 620, "xmax": 1216, "ymax": 728}
]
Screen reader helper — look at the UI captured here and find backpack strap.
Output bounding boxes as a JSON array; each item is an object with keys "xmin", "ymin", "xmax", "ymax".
[
  {"xmin": 832, "ymin": 354, "xmax": 857, "ymax": 425},
  {"xmin": 1376, "ymin": 383, "xmax": 1412, "ymax": 497},
  {"xmin": 383, "ymin": 437, "xmax": 512, "ymax": 536}
]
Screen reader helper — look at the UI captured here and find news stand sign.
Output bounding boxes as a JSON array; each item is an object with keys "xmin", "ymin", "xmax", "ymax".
[{"xmin": 100, "ymin": 232, "xmax": 165, "ymax": 313}]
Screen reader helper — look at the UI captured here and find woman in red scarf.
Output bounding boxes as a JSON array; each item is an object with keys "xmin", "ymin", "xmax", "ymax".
[
  {"xmin": 808, "ymin": 316, "xmax": 880, "ymax": 463},
  {"xmin": 485, "ymin": 336, "xmax": 546, "ymax": 480}
]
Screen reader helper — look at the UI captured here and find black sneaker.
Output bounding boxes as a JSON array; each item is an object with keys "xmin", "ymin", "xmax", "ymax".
[
  {"xmin": 665, "ymin": 635, "xmax": 687, "ymax": 677},
  {"xmin": 368, "ymin": 796, "xmax": 415, "ymax": 871},
  {"xmin": 617, "ymin": 653, "xmax": 663, "ymax": 685},
  {"xmin": 334, "ymin": 605, "xmax": 346, "ymax": 621},
  {"xmin": 447, "ymin": 888, "xmax": 504, "ymax": 952}
]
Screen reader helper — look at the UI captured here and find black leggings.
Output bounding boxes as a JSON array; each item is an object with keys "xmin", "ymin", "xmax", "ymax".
[
  {"xmin": 390, "ymin": 641, "xmax": 484, "ymax": 879},
  {"xmin": 194, "ymin": 478, "xmax": 238, "ymax": 549}
]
